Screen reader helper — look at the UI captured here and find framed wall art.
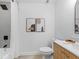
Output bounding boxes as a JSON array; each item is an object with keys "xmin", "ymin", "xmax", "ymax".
[{"xmin": 26, "ymin": 18, "xmax": 45, "ymax": 32}]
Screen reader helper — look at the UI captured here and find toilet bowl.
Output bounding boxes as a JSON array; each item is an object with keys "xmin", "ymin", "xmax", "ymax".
[{"xmin": 40, "ymin": 47, "xmax": 53, "ymax": 59}]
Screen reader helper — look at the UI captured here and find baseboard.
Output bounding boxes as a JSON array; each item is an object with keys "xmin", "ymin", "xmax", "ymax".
[
  {"xmin": 14, "ymin": 51, "xmax": 54, "ymax": 59},
  {"xmin": 14, "ymin": 51, "xmax": 40, "ymax": 59},
  {"xmin": 14, "ymin": 54, "xmax": 20, "ymax": 59}
]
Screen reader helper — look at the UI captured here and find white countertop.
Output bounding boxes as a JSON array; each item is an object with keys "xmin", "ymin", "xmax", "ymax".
[{"xmin": 54, "ymin": 39, "xmax": 79, "ymax": 57}]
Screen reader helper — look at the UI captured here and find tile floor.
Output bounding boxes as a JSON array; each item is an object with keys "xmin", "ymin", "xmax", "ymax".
[{"xmin": 15, "ymin": 55, "xmax": 53, "ymax": 59}]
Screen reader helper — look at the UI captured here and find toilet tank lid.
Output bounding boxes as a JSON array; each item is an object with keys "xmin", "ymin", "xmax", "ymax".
[{"xmin": 40, "ymin": 47, "xmax": 52, "ymax": 52}]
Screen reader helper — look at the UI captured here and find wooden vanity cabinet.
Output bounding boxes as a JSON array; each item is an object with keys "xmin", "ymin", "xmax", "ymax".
[{"xmin": 54, "ymin": 42, "xmax": 78, "ymax": 59}]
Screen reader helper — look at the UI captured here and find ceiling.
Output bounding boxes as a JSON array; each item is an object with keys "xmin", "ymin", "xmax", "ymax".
[
  {"xmin": 16, "ymin": 0, "xmax": 55, "ymax": 3},
  {"xmin": 0, "ymin": 0, "xmax": 10, "ymax": 2},
  {"xmin": 0, "ymin": 0, "xmax": 55, "ymax": 3},
  {"xmin": 16, "ymin": 0, "xmax": 47, "ymax": 3}
]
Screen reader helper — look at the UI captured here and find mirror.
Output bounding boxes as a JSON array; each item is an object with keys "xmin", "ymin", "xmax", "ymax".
[
  {"xmin": 75, "ymin": 0, "xmax": 79, "ymax": 34},
  {"xmin": 0, "ymin": 2, "xmax": 11, "ymax": 48}
]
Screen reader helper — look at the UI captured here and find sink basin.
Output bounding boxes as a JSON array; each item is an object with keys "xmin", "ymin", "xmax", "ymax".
[{"xmin": 65, "ymin": 39, "xmax": 76, "ymax": 43}]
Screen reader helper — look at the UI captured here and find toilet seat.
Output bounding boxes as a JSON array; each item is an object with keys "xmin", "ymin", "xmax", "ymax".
[{"xmin": 40, "ymin": 47, "xmax": 52, "ymax": 53}]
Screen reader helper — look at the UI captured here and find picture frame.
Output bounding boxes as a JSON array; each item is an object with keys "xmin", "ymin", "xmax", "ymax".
[{"xmin": 26, "ymin": 18, "xmax": 45, "ymax": 32}]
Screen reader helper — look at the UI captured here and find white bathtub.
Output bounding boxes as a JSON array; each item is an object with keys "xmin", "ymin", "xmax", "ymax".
[
  {"xmin": 2, "ymin": 53, "xmax": 10, "ymax": 59},
  {"xmin": 0, "ymin": 49, "xmax": 12, "ymax": 59}
]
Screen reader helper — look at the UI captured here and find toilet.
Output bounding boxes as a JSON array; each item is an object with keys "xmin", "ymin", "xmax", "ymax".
[{"xmin": 40, "ymin": 47, "xmax": 53, "ymax": 59}]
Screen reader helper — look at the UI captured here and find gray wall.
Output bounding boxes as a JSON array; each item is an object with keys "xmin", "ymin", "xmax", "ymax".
[{"xmin": 55, "ymin": 0, "xmax": 77, "ymax": 40}]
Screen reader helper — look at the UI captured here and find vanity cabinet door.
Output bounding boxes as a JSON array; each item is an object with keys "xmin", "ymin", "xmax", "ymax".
[
  {"xmin": 61, "ymin": 49, "xmax": 70, "ymax": 59},
  {"xmin": 53, "ymin": 43, "xmax": 58, "ymax": 59},
  {"xmin": 70, "ymin": 53, "xmax": 78, "ymax": 59},
  {"xmin": 63, "ymin": 47, "xmax": 78, "ymax": 59},
  {"xmin": 54, "ymin": 43, "xmax": 70, "ymax": 59},
  {"xmin": 54, "ymin": 43, "xmax": 62, "ymax": 59}
]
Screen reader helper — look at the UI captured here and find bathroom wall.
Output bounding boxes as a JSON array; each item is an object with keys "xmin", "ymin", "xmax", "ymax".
[
  {"xmin": 11, "ymin": 2, "xmax": 19, "ymax": 58},
  {"xmin": 18, "ymin": 2, "xmax": 55, "ymax": 55},
  {"xmin": 55, "ymin": 0, "xmax": 77, "ymax": 40},
  {"xmin": 16, "ymin": 0, "xmax": 55, "ymax": 4}
]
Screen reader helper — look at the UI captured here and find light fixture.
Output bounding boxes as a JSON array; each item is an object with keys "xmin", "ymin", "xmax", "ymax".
[
  {"xmin": 12, "ymin": 0, "xmax": 14, "ymax": 2},
  {"xmin": 46, "ymin": 0, "xmax": 49, "ymax": 3}
]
